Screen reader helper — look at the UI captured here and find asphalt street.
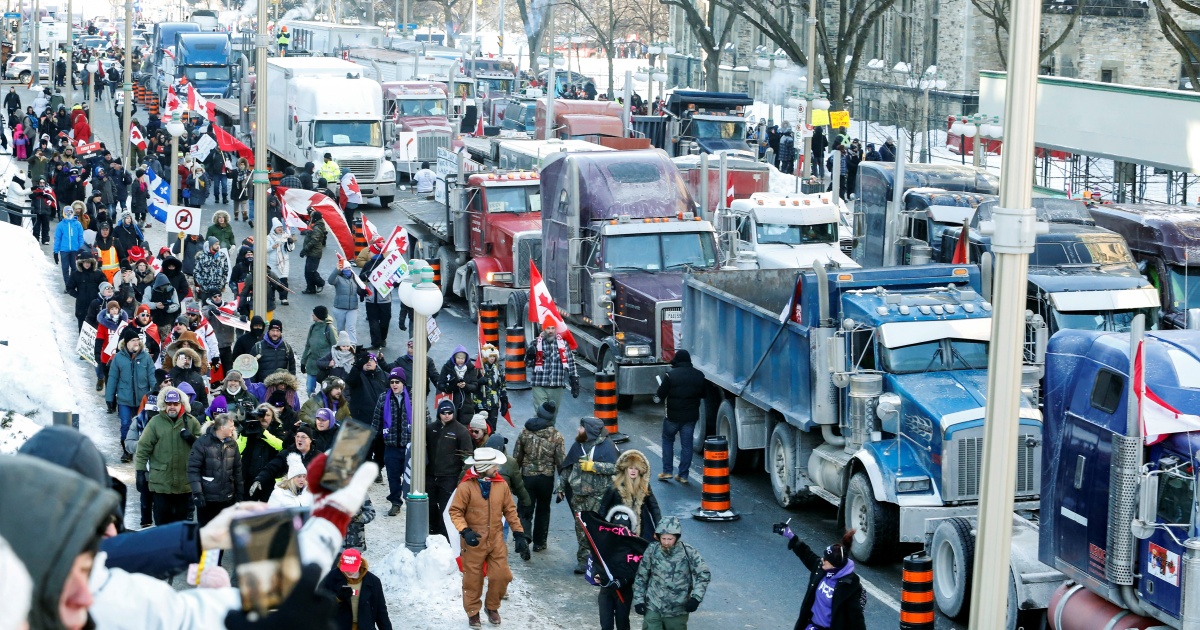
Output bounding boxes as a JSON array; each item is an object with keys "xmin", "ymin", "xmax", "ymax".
[{"xmin": 27, "ymin": 79, "xmax": 991, "ymax": 629}]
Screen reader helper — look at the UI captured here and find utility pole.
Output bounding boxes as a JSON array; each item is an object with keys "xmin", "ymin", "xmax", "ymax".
[
  {"xmin": 65, "ymin": 0, "xmax": 72, "ymax": 106},
  {"xmin": 800, "ymin": 0, "xmax": 816, "ymax": 181},
  {"xmin": 968, "ymin": 0, "xmax": 1048, "ymax": 623},
  {"xmin": 497, "ymin": 0, "xmax": 504, "ymax": 56},
  {"xmin": 121, "ymin": 0, "xmax": 133, "ymax": 167},
  {"xmin": 252, "ymin": 0, "xmax": 269, "ymax": 316},
  {"xmin": 30, "ymin": 0, "xmax": 38, "ymax": 87}
]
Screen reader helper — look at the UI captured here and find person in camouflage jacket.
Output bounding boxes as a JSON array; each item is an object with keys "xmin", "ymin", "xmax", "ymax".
[
  {"xmin": 474, "ymin": 343, "xmax": 508, "ymax": 432},
  {"xmin": 344, "ymin": 497, "xmax": 376, "ymax": 551},
  {"xmin": 513, "ymin": 401, "xmax": 566, "ymax": 551},
  {"xmin": 557, "ymin": 416, "xmax": 619, "ymax": 573},
  {"xmin": 633, "ymin": 516, "xmax": 711, "ymax": 629}
]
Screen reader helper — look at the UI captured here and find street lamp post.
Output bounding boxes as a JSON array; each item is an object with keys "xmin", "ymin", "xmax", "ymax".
[
  {"xmin": 401, "ymin": 261, "xmax": 443, "ymax": 553},
  {"xmin": 65, "ymin": 0, "xmax": 73, "ymax": 106},
  {"xmin": 252, "ymin": 0, "xmax": 269, "ymax": 317},
  {"xmin": 121, "ymin": 0, "xmax": 133, "ymax": 168},
  {"xmin": 165, "ymin": 112, "xmax": 184, "ymax": 236}
]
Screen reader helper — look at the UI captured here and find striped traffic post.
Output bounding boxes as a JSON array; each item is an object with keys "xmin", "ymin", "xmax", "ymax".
[
  {"xmin": 692, "ymin": 436, "xmax": 740, "ymax": 521},
  {"xmin": 900, "ymin": 553, "xmax": 935, "ymax": 629},
  {"xmin": 503, "ymin": 326, "xmax": 529, "ymax": 390},
  {"xmin": 594, "ymin": 369, "xmax": 628, "ymax": 443},
  {"xmin": 352, "ymin": 218, "xmax": 367, "ymax": 256},
  {"xmin": 429, "ymin": 258, "xmax": 441, "ymax": 287},
  {"xmin": 479, "ymin": 302, "xmax": 500, "ymax": 347}
]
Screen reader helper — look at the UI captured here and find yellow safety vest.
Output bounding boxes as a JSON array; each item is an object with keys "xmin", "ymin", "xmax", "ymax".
[
  {"xmin": 277, "ymin": 33, "xmax": 290, "ymax": 46},
  {"xmin": 319, "ymin": 160, "xmax": 341, "ymax": 183},
  {"xmin": 98, "ymin": 246, "xmax": 120, "ymax": 283}
]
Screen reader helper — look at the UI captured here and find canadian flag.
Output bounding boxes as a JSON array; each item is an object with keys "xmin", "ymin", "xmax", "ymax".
[
  {"xmin": 473, "ymin": 115, "xmax": 484, "ymax": 138},
  {"xmin": 130, "ymin": 123, "xmax": 147, "ymax": 150},
  {"xmin": 1136, "ymin": 339, "xmax": 1200, "ymax": 444},
  {"xmin": 381, "ymin": 225, "xmax": 409, "ymax": 256},
  {"xmin": 339, "ymin": 172, "xmax": 363, "ymax": 210},
  {"xmin": 527, "ymin": 262, "xmax": 577, "ymax": 350},
  {"xmin": 276, "ymin": 186, "xmax": 355, "ymax": 258},
  {"xmin": 164, "ymin": 86, "xmax": 184, "ymax": 118},
  {"xmin": 725, "ymin": 172, "xmax": 735, "ymax": 208},
  {"xmin": 360, "ymin": 212, "xmax": 381, "ymax": 244},
  {"xmin": 185, "ymin": 84, "xmax": 216, "ymax": 122}
]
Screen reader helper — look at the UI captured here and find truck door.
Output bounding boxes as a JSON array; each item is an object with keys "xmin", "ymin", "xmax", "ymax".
[
  {"xmin": 1137, "ymin": 449, "xmax": 1192, "ymax": 617},
  {"xmin": 468, "ymin": 188, "xmax": 485, "ymax": 256}
]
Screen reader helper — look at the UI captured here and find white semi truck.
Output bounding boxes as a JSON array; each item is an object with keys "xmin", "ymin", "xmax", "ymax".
[{"xmin": 264, "ymin": 57, "xmax": 396, "ymax": 206}]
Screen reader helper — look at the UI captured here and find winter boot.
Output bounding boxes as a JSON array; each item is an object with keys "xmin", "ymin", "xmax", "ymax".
[
  {"xmin": 120, "ymin": 449, "xmax": 132, "ymax": 463},
  {"xmin": 468, "ymin": 614, "xmax": 481, "ymax": 629},
  {"xmin": 485, "ymin": 609, "xmax": 501, "ymax": 625},
  {"xmin": 388, "ymin": 503, "xmax": 402, "ymax": 517},
  {"xmin": 95, "ymin": 377, "xmax": 105, "ymax": 392}
]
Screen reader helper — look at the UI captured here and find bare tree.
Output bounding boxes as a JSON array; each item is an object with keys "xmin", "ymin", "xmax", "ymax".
[
  {"xmin": 715, "ymin": 0, "xmax": 898, "ymax": 103},
  {"xmin": 565, "ymin": 0, "xmax": 636, "ymax": 97},
  {"xmin": 512, "ymin": 0, "xmax": 555, "ymax": 77},
  {"xmin": 421, "ymin": 0, "xmax": 467, "ymax": 47},
  {"xmin": 970, "ymin": 0, "xmax": 1086, "ymax": 68},
  {"xmin": 658, "ymin": 0, "xmax": 737, "ymax": 90},
  {"xmin": 1151, "ymin": 0, "xmax": 1200, "ymax": 91}
]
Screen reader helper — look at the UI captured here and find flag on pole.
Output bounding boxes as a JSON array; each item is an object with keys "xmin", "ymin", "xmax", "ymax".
[
  {"xmin": 164, "ymin": 86, "xmax": 184, "ymax": 118},
  {"xmin": 275, "ymin": 186, "xmax": 354, "ymax": 258},
  {"xmin": 277, "ymin": 190, "xmax": 309, "ymax": 231},
  {"xmin": 950, "ymin": 221, "xmax": 970, "ymax": 265},
  {"xmin": 130, "ymin": 123, "xmax": 147, "ymax": 151},
  {"xmin": 528, "ymin": 262, "xmax": 577, "ymax": 349},
  {"xmin": 146, "ymin": 165, "xmax": 170, "ymax": 223},
  {"xmin": 381, "ymin": 225, "xmax": 409, "ymax": 256},
  {"xmin": 360, "ymin": 212, "xmax": 381, "ymax": 245},
  {"xmin": 777, "ymin": 273, "xmax": 804, "ymax": 324},
  {"xmin": 1135, "ymin": 339, "xmax": 1200, "ymax": 444},
  {"xmin": 340, "ymin": 172, "xmax": 363, "ymax": 211},
  {"xmin": 473, "ymin": 115, "xmax": 484, "ymax": 138},
  {"xmin": 725, "ymin": 172, "xmax": 735, "ymax": 208}
]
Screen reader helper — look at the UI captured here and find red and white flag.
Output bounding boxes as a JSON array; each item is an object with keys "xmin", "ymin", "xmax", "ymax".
[
  {"xmin": 339, "ymin": 173, "xmax": 362, "ymax": 210},
  {"xmin": 185, "ymin": 84, "xmax": 216, "ymax": 122},
  {"xmin": 360, "ymin": 213, "xmax": 381, "ymax": 244},
  {"xmin": 276, "ymin": 186, "xmax": 354, "ymax": 258},
  {"xmin": 473, "ymin": 115, "xmax": 484, "ymax": 138},
  {"xmin": 527, "ymin": 262, "xmax": 577, "ymax": 350},
  {"xmin": 1136, "ymin": 339, "xmax": 1200, "ymax": 444},
  {"xmin": 725, "ymin": 172, "xmax": 735, "ymax": 208},
  {"xmin": 164, "ymin": 86, "xmax": 184, "ymax": 118},
  {"xmin": 130, "ymin": 123, "xmax": 147, "ymax": 150},
  {"xmin": 381, "ymin": 225, "xmax": 409, "ymax": 255}
]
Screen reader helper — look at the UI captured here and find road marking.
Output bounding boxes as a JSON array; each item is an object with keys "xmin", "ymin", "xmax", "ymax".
[{"xmin": 860, "ymin": 575, "xmax": 902, "ymax": 613}]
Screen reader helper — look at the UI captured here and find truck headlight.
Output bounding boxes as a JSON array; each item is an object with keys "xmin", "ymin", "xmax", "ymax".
[
  {"xmin": 624, "ymin": 344, "xmax": 651, "ymax": 357},
  {"xmin": 896, "ymin": 477, "xmax": 932, "ymax": 494},
  {"xmin": 486, "ymin": 272, "xmax": 513, "ymax": 283}
]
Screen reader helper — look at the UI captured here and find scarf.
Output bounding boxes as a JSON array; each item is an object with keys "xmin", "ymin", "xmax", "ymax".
[
  {"xmin": 261, "ymin": 332, "xmax": 284, "ymax": 349},
  {"xmin": 534, "ymin": 336, "xmax": 568, "ymax": 372},
  {"xmin": 453, "ymin": 364, "xmax": 467, "ymax": 379},
  {"xmin": 381, "ymin": 389, "xmax": 411, "ymax": 438},
  {"xmin": 332, "ymin": 347, "xmax": 355, "ymax": 372}
]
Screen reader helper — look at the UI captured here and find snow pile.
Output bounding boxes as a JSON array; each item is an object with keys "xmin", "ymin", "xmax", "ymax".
[
  {"xmin": 0, "ymin": 413, "xmax": 43, "ymax": 454},
  {"xmin": 0, "ymin": 222, "xmax": 76, "ymax": 418}
]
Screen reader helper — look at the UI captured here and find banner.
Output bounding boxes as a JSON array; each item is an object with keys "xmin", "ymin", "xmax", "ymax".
[
  {"xmin": 189, "ymin": 134, "xmax": 218, "ymax": 162},
  {"xmin": 147, "ymin": 165, "xmax": 171, "ymax": 223},
  {"xmin": 579, "ymin": 511, "xmax": 649, "ymax": 586},
  {"xmin": 77, "ymin": 323, "xmax": 97, "ymax": 366},
  {"xmin": 366, "ymin": 250, "xmax": 410, "ymax": 298}
]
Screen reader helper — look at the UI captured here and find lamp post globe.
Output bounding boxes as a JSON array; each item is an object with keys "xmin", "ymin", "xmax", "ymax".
[{"xmin": 409, "ymin": 282, "xmax": 443, "ymax": 317}]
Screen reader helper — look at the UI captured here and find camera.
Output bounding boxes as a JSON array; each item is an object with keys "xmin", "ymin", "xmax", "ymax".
[{"xmin": 772, "ymin": 522, "xmax": 788, "ymax": 535}]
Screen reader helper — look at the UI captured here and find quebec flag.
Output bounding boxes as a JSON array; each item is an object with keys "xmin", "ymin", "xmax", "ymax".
[{"xmin": 146, "ymin": 165, "xmax": 171, "ymax": 223}]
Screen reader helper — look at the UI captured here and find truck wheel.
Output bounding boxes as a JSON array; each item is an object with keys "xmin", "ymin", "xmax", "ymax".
[
  {"xmin": 379, "ymin": 195, "xmax": 394, "ymax": 207},
  {"xmin": 466, "ymin": 268, "xmax": 481, "ymax": 323},
  {"xmin": 693, "ymin": 392, "xmax": 720, "ymax": 455},
  {"xmin": 769, "ymin": 423, "xmax": 802, "ymax": 508},
  {"xmin": 844, "ymin": 472, "xmax": 899, "ymax": 564},
  {"xmin": 600, "ymin": 351, "xmax": 634, "ymax": 410},
  {"xmin": 435, "ymin": 246, "xmax": 455, "ymax": 298},
  {"xmin": 931, "ymin": 516, "xmax": 975, "ymax": 620},
  {"xmin": 506, "ymin": 291, "xmax": 527, "ymax": 332},
  {"xmin": 715, "ymin": 401, "xmax": 741, "ymax": 473}
]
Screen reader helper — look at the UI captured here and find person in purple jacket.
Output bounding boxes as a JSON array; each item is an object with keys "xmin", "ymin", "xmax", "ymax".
[{"xmin": 777, "ymin": 526, "xmax": 867, "ymax": 630}]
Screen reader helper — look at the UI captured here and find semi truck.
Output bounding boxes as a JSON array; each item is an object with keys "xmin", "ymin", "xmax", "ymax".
[
  {"xmin": 516, "ymin": 149, "xmax": 721, "ymax": 405},
  {"xmin": 1088, "ymin": 203, "xmax": 1200, "ymax": 330},
  {"xmin": 724, "ymin": 192, "xmax": 858, "ymax": 269},
  {"xmin": 665, "ymin": 90, "xmax": 755, "ymax": 155},
  {"xmin": 671, "ymin": 153, "xmax": 771, "ymax": 220},
  {"xmin": 1040, "ymin": 326, "xmax": 1200, "ymax": 630},
  {"xmin": 264, "ymin": 57, "xmax": 396, "ymax": 206},
  {"xmin": 380, "ymin": 81, "xmax": 455, "ymax": 177},
  {"xmin": 681, "ymin": 264, "xmax": 1046, "ymax": 564},
  {"xmin": 278, "ymin": 20, "xmax": 385, "ymax": 56},
  {"xmin": 534, "ymin": 100, "xmax": 649, "ymax": 149},
  {"xmin": 173, "ymin": 32, "xmax": 234, "ymax": 98},
  {"xmin": 150, "ymin": 22, "xmax": 199, "ymax": 67}
]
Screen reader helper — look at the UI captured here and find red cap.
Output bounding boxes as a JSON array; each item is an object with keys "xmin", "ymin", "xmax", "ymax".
[{"xmin": 338, "ymin": 549, "xmax": 362, "ymax": 573}]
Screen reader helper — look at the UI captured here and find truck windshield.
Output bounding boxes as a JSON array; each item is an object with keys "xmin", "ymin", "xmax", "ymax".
[
  {"xmin": 184, "ymin": 66, "xmax": 230, "ymax": 82},
  {"xmin": 1168, "ymin": 265, "xmax": 1200, "ymax": 311},
  {"xmin": 1052, "ymin": 307, "xmax": 1159, "ymax": 333},
  {"xmin": 313, "ymin": 121, "xmax": 382, "ymax": 148},
  {"xmin": 454, "ymin": 82, "xmax": 475, "ymax": 99},
  {"xmin": 692, "ymin": 119, "xmax": 746, "ymax": 140},
  {"xmin": 604, "ymin": 232, "xmax": 717, "ymax": 271},
  {"xmin": 485, "ymin": 186, "xmax": 538, "ymax": 214},
  {"xmin": 882, "ymin": 338, "xmax": 990, "ymax": 374},
  {"xmin": 1074, "ymin": 240, "xmax": 1134, "ymax": 267},
  {"xmin": 395, "ymin": 99, "xmax": 446, "ymax": 116},
  {"xmin": 756, "ymin": 222, "xmax": 837, "ymax": 245}
]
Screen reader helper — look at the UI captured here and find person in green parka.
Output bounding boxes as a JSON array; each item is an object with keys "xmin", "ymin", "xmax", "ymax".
[
  {"xmin": 133, "ymin": 386, "xmax": 202, "ymax": 526},
  {"xmin": 205, "ymin": 209, "xmax": 235, "ymax": 250}
]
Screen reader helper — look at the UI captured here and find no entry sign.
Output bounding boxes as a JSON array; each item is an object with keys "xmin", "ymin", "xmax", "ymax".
[{"xmin": 166, "ymin": 205, "xmax": 201, "ymax": 235}]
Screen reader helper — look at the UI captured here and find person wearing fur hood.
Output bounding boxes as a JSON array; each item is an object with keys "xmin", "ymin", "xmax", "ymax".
[
  {"xmin": 598, "ymin": 449, "xmax": 661, "ymax": 541},
  {"xmin": 268, "ymin": 452, "xmax": 314, "ymax": 508},
  {"xmin": 167, "ymin": 345, "xmax": 209, "ymax": 408},
  {"xmin": 299, "ymin": 376, "xmax": 352, "ymax": 428},
  {"xmin": 134, "ymin": 386, "xmax": 203, "ymax": 525}
]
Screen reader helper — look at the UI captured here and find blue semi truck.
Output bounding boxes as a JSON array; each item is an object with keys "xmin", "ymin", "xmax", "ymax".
[
  {"xmin": 682, "ymin": 264, "xmax": 1046, "ymax": 562},
  {"xmin": 173, "ymin": 32, "xmax": 234, "ymax": 98}
]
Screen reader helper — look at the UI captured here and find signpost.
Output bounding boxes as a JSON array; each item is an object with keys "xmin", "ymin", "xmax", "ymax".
[{"xmin": 166, "ymin": 205, "xmax": 201, "ymax": 235}]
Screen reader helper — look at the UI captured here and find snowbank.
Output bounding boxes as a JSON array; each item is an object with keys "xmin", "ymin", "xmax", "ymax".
[
  {"xmin": 0, "ymin": 222, "xmax": 77, "ymax": 419},
  {"xmin": 0, "ymin": 413, "xmax": 42, "ymax": 454}
]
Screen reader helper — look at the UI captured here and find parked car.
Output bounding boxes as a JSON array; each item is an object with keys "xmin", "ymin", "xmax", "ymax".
[{"xmin": 4, "ymin": 53, "xmax": 50, "ymax": 82}]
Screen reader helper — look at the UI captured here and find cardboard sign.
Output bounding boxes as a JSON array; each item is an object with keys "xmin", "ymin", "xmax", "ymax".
[
  {"xmin": 811, "ymin": 109, "xmax": 830, "ymax": 127},
  {"xmin": 166, "ymin": 205, "xmax": 202, "ymax": 235},
  {"xmin": 366, "ymin": 250, "xmax": 410, "ymax": 298},
  {"xmin": 426, "ymin": 317, "xmax": 441, "ymax": 345},
  {"xmin": 77, "ymin": 323, "xmax": 97, "ymax": 366},
  {"xmin": 829, "ymin": 110, "xmax": 851, "ymax": 128},
  {"xmin": 190, "ymin": 134, "xmax": 218, "ymax": 161},
  {"xmin": 75, "ymin": 141, "xmax": 102, "ymax": 160}
]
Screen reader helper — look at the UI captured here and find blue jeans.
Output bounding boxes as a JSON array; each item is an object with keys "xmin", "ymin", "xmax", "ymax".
[
  {"xmin": 384, "ymin": 443, "xmax": 407, "ymax": 506},
  {"xmin": 118, "ymin": 404, "xmax": 136, "ymax": 444},
  {"xmin": 213, "ymin": 173, "xmax": 229, "ymax": 199},
  {"xmin": 306, "ymin": 374, "xmax": 319, "ymax": 395},
  {"xmin": 661, "ymin": 419, "xmax": 695, "ymax": 479},
  {"xmin": 59, "ymin": 249, "xmax": 77, "ymax": 285}
]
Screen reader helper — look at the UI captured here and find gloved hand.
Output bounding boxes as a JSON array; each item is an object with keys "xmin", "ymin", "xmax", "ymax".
[
  {"xmin": 192, "ymin": 492, "xmax": 206, "ymax": 509},
  {"xmin": 499, "ymin": 393, "xmax": 509, "ymax": 417},
  {"xmin": 211, "ymin": 358, "xmax": 221, "ymax": 371},
  {"xmin": 224, "ymin": 563, "xmax": 336, "ymax": 630},
  {"xmin": 136, "ymin": 469, "xmax": 148, "ymax": 491},
  {"xmin": 53, "ymin": 252, "xmax": 59, "ymax": 263},
  {"xmin": 308, "ymin": 453, "xmax": 380, "ymax": 536},
  {"xmin": 634, "ymin": 603, "xmax": 647, "ymax": 616},
  {"xmin": 461, "ymin": 528, "xmax": 480, "ymax": 547},
  {"xmin": 249, "ymin": 480, "xmax": 261, "ymax": 495},
  {"xmin": 569, "ymin": 375, "xmax": 580, "ymax": 398},
  {"xmin": 607, "ymin": 577, "xmax": 622, "ymax": 589},
  {"xmin": 775, "ymin": 524, "xmax": 795, "ymax": 540},
  {"xmin": 514, "ymin": 532, "xmax": 530, "ymax": 561},
  {"xmin": 338, "ymin": 585, "xmax": 353, "ymax": 602},
  {"xmin": 300, "ymin": 364, "xmax": 306, "ymax": 374},
  {"xmin": 180, "ymin": 427, "xmax": 196, "ymax": 445},
  {"xmin": 685, "ymin": 597, "xmax": 700, "ymax": 613},
  {"xmin": 580, "ymin": 460, "xmax": 595, "ymax": 473},
  {"xmin": 106, "ymin": 400, "xmax": 116, "ymax": 414},
  {"xmin": 200, "ymin": 501, "xmax": 271, "ymax": 550}
]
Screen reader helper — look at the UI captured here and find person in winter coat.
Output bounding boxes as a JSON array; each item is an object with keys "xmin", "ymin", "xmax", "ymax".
[
  {"xmin": 302, "ymin": 305, "xmax": 339, "ymax": 393},
  {"xmin": 864, "ymin": 143, "xmax": 882, "ymax": 162},
  {"xmin": 93, "ymin": 222, "xmax": 122, "ymax": 282},
  {"xmin": 236, "ymin": 253, "xmax": 283, "ymax": 320},
  {"xmin": 201, "ymin": 294, "xmax": 238, "ymax": 374},
  {"xmin": 232, "ymin": 315, "xmax": 266, "ymax": 364},
  {"xmin": 513, "ymin": 401, "xmax": 566, "ymax": 552},
  {"xmin": 778, "ymin": 130, "xmax": 797, "ymax": 175},
  {"xmin": 185, "ymin": 165, "xmax": 209, "ymax": 208},
  {"xmin": 267, "ymin": 217, "xmax": 295, "ymax": 304},
  {"xmin": 231, "ymin": 157, "xmax": 251, "ymax": 221},
  {"xmin": 300, "ymin": 209, "xmax": 328, "ymax": 293},
  {"xmin": 322, "ymin": 549, "xmax": 393, "ymax": 630},
  {"xmin": 559, "ymin": 416, "xmax": 620, "ymax": 573},
  {"xmin": 251, "ymin": 319, "xmax": 297, "ymax": 380},
  {"xmin": 267, "ymin": 452, "xmax": 315, "ymax": 508},
  {"xmin": 112, "ymin": 264, "xmax": 140, "ymax": 314},
  {"xmin": 168, "ymin": 344, "xmax": 210, "ymax": 407},
  {"xmin": 597, "ymin": 449, "xmax": 662, "ymax": 630},
  {"xmin": 144, "ymin": 274, "xmax": 181, "ymax": 329},
  {"xmin": 328, "ymin": 262, "xmax": 361, "ymax": 342},
  {"xmin": 779, "ymin": 527, "xmax": 866, "ymax": 630},
  {"xmin": 171, "ymin": 234, "xmax": 204, "ymax": 277},
  {"xmin": 206, "ymin": 210, "xmax": 235, "ymax": 250},
  {"xmin": 53, "ymin": 203, "xmax": 86, "ymax": 284},
  {"xmin": 524, "ymin": 322, "xmax": 579, "ymax": 421},
  {"xmin": 475, "ymin": 344, "xmax": 508, "ymax": 432},
  {"xmin": 449, "ymin": 447, "xmax": 529, "ymax": 628},
  {"xmin": 316, "ymin": 327, "xmax": 359, "ymax": 381},
  {"xmin": 439, "ymin": 344, "xmax": 482, "ymax": 426},
  {"xmin": 128, "ymin": 303, "xmax": 162, "ymax": 360},
  {"xmin": 879, "ymin": 136, "xmax": 897, "ymax": 162},
  {"xmin": 253, "ymin": 426, "xmax": 317, "ymax": 496},
  {"xmin": 307, "ymin": 407, "xmax": 337, "ymax": 453},
  {"xmin": 394, "ymin": 337, "xmax": 439, "ymax": 395},
  {"xmin": 110, "ymin": 162, "xmax": 132, "ymax": 211},
  {"xmin": 300, "ymin": 376, "xmax": 352, "ymax": 428},
  {"xmin": 106, "ymin": 327, "xmax": 156, "ymax": 462},
  {"xmin": 236, "ymin": 404, "xmax": 285, "ymax": 502},
  {"xmin": 349, "ymin": 349, "xmax": 390, "ymax": 465},
  {"xmin": 633, "ymin": 516, "xmax": 712, "ymax": 629},
  {"xmin": 372, "ymin": 366, "xmax": 412, "ymax": 516},
  {"xmin": 428, "ymin": 399, "xmax": 475, "ymax": 536},
  {"xmin": 134, "ymin": 386, "xmax": 203, "ymax": 525},
  {"xmin": 655, "ymin": 350, "xmax": 708, "ymax": 484},
  {"xmin": 186, "ymin": 413, "xmax": 244, "ymax": 525},
  {"xmin": 68, "ymin": 250, "xmax": 106, "ymax": 328},
  {"xmin": 131, "ymin": 168, "xmax": 150, "ymax": 227},
  {"xmin": 192, "ymin": 237, "xmax": 231, "ymax": 304}
]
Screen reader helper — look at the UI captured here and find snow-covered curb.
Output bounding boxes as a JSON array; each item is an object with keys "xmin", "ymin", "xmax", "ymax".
[{"xmin": 0, "ymin": 413, "xmax": 43, "ymax": 454}]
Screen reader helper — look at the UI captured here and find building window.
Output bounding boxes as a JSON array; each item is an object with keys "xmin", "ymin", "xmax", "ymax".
[
  {"xmin": 892, "ymin": 0, "xmax": 913, "ymax": 63},
  {"xmin": 1181, "ymin": 31, "xmax": 1200, "ymax": 89}
]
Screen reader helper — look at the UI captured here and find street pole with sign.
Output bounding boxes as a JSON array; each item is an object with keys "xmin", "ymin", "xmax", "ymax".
[
  {"xmin": 121, "ymin": 0, "xmax": 132, "ymax": 168},
  {"xmin": 64, "ymin": 0, "xmax": 72, "ymax": 106},
  {"xmin": 166, "ymin": 111, "xmax": 183, "ymax": 238},
  {"xmin": 400, "ymin": 261, "xmax": 443, "ymax": 553}
]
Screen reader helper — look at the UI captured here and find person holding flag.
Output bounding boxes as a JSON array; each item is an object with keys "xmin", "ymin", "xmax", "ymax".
[
  {"xmin": 475, "ymin": 343, "xmax": 509, "ymax": 432},
  {"xmin": 524, "ymin": 263, "xmax": 580, "ymax": 421}
]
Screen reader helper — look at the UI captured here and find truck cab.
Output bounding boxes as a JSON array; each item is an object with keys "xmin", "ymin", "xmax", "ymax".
[
  {"xmin": 1089, "ymin": 203, "xmax": 1200, "ymax": 330},
  {"xmin": 175, "ymin": 32, "xmax": 233, "ymax": 98},
  {"xmin": 151, "ymin": 22, "xmax": 199, "ymax": 69},
  {"xmin": 380, "ymin": 81, "xmax": 454, "ymax": 177},
  {"xmin": 534, "ymin": 100, "xmax": 649, "ymax": 149},
  {"xmin": 671, "ymin": 154, "xmax": 771, "ymax": 221},
  {"xmin": 726, "ymin": 193, "xmax": 859, "ymax": 270},
  {"xmin": 665, "ymin": 90, "xmax": 754, "ymax": 155},
  {"xmin": 501, "ymin": 100, "xmax": 537, "ymax": 134}
]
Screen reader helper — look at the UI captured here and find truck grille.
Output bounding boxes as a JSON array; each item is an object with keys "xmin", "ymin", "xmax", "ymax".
[
  {"xmin": 339, "ymin": 159, "xmax": 378, "ymax": 181},
  {"xmin": 513, "ymin": 234, "xmax": 542, "ymax": 288},
  {"xmin": 943, "ymin": 429, "xmax": 1040, "ymax": 502},
  {"xmin": 658, "ymin": 306, "xmax": 683, "ymax": 361},
  {"xmin": 417, "ymin": 134, "xmax": 450, "ymax": 162}
]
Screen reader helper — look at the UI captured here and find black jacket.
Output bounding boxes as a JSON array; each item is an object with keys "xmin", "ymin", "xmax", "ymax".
[
  {"xmin": 438, "ymin": 359, "xmax": 481, "ymax": 416},
  {"xmin": 598, "ymin": 485, "xmax": 662, "ymax": 541},
  {"xmin": 252, "ymin": 335, "xmax": 297, "ymax": 381},
  {"xmin": 232, "ymin": 317, "xmax": 266, "ymax": 364},
  {"xmin": 393, "ymin": 353, "xmax": 438, "ymax": 394},
  {"xmin": 187, "ymin": 429, "xmax": 244, "ymax": 503},
  {"xmin": 320, "ymin": 568, "xmax": 393, "ymax": 630},
  {"xmin": 654, "ymin": 350, "xmax": 707, "ymax": 424},
  {"xmin": 348, "ymin": 352, "xmax": 390, "ymax": 422},
  {"xmin": 68, "ymin": 261, "xmax": 106, "ymax": 321},
  {"xmin": 426, "ymin": 419, "xmax": 473, "ymax": 478},
  {"xmin": 255, "ymin": 446, "xmax": 317, "ymax": 486},
  {"xmin": 789, "ymin": 539, "xmax": 867, "ymax": 630},
  {"xmin": 238, "ymin": 430, "xmax": 280, "ymax": 496}
]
